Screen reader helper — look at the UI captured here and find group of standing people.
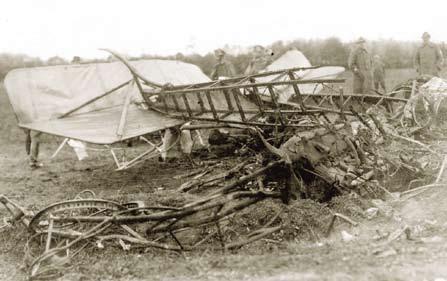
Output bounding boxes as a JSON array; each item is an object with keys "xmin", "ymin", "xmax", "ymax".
[
  {"xmin": 210, "ymin": 45, "xmax": 273, "ymax": 80},
  {"xmin": 27, "ymin": 35, "xmax": 444, "ymax": 168},
  {"xmin": 348, "ymin": 37, "xmax": 387, "ymax": 94},
  {"xmin": 349, "ymin": 32, "xmax": 444, "ymax": 95},
  {"xmin": 211, "ymin": 32, "xmax": 445, "ymax": 96}
]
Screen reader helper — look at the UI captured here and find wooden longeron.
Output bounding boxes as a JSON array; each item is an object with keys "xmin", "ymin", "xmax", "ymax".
[{"xmin": 102, "ymin": 49, "xmax": 408, "ymax": 129}]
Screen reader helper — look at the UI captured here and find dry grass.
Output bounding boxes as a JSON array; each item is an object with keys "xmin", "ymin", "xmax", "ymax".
[
  {"xmin": 340, "ymin": 68, "xmax": 417, "ymax": 94},
  {"xmin": 1, "ymin": 69, "xmax": 447, "ymax": 281}
]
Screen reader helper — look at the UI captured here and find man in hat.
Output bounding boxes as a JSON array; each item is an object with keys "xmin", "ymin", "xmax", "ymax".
[
  {"xmin": 348, "ymin": 37, "xmax": 374, "ymax": 94},
  {"xmin": 414, "ymin": 32, "xmax": 444, "ymax": 77},
  {"xmin": 244, "ymin": 45, "xmax": 274, "ymax": 75},
  {"xmin": 71, "ymin": 56, "xmax": 81, "ymax": 64},
  {"xmin": 372, "ymin": 54, "xmax": 386, "ymax": 93},
  {"xmin": 210, "ymin": 49, "xmax": 236, "ymax": 80}
]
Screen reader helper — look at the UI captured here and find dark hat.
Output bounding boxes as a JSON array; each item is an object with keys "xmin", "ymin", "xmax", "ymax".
[{"xmin": 71, "ymin": 56, "xmax": 81, "ymax": 63}]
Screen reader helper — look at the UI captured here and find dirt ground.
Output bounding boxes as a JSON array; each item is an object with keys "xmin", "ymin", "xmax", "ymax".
[{"xmin": 2, "ymin": 70, "xmax": 447, "ymax": 281}]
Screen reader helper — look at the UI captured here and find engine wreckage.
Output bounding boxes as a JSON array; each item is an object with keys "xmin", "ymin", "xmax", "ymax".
[{"xmin": 2, "ymin": 50, "xmax": 447, "ymax": 280}]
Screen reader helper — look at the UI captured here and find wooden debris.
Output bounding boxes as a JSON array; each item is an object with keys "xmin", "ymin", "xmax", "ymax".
[
  {"xmin": 334, "ymin": 213, "xmax": 359, "ymax": 226},
  {"xmin": 435, "ymin": 155, "xmax": 447, "ymax": 183},
  {"xmin": 325, "ymin": 212, "xmax": 358, "ymax": 237},
  {"xmin": 3, "ymin": 80, "xmax": 442, "ymax": 280}
]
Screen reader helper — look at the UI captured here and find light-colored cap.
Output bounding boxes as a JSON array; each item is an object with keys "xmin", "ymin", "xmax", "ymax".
[
  {"xmin": 214, "ymin": 48, "xmax": 226, "ymax": 56},
  {"xmin": 355, "ymin": 37, "xmax": 366, "ymax": 44},
  {"xmin": 422, "ymin": 32, "xmax": 431, "ymax": 39}
]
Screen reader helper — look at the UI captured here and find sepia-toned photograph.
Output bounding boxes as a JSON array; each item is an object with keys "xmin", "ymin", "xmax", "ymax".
[{"xmin": 1, "ymin": 1, "xmax": 447, "ymax": 280}]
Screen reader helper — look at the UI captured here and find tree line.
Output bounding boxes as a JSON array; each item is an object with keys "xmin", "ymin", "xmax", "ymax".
[{"xmin": 1, "ymin": 37, "xmax": 445, "ymax": 80}]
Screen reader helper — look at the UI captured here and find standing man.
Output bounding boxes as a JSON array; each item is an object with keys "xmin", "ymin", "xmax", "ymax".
[
  {"xmin": 348, "ymin": 37, "xmax": 374, "ymax": 94},
  {"xmin": 244, "ymin": 45, "xmax": 274, "ymax": 75},
  {"xmin": 210, "ymin": 49, "xmax": 236, "ymax": 80},
  {"xmin": 373, "ymin": 55, "xmax": 386, "ymax": 93},
  {"xmin": 25, "ymin": 130, "xmax": 42, "ymax": 169},
  {"xmin": 414, "ymin": 32, "xmax": 444, "ymax": 77}
]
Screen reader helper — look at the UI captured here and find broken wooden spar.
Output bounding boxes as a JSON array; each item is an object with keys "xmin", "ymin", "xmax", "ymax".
[{"xmin": 102, "ymin": 49, "xmax": 409, "ymax": 129}]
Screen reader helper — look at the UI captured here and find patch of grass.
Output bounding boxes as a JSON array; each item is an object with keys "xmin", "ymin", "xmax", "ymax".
[
  {"xmin": 0, "ymin": 69, "xmax": 442, "ymax": 281},
  {"xmin": 340, "ymin": 68, "xmax": 418, "ymax": 94},
  {"xmin": 0, "ymin": 84, "xmax": 23, "ymax": 145}
]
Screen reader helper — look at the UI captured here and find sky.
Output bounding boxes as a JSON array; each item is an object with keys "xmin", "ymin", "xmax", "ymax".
[{"xmin": 1, "ymin": 0, "xmax": 446, "ymax": 60}]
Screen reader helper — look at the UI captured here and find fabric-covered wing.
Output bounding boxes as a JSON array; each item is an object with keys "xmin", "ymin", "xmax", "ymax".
[
  {"xmin": 256, "ymin": 50, "xmax": 345, "ymax": 103},
  {"xmin": 277, "ymin": 66, "xmax": 345, "ymax": 103},
  {"xmin": 4, "ymin": 59, "xmax": 211, "ymax": 144},
  {"xmin": 20, "ymin": 105, "xmax": 184, "ymax": 144}
]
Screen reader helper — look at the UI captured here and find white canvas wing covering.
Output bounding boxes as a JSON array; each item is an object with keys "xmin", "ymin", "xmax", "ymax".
[
  {"xmin": 4, "ymin": 60, "xmax": 211, "ymax": 144},
  {"xmin": 258, "ymin": 50, "xmax": 345, "ymax": 103}
]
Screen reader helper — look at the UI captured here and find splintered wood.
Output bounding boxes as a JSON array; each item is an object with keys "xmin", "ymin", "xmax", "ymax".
[{"xmin": 2, "ymin": 81, "xmax": 444, "ymax": 280}]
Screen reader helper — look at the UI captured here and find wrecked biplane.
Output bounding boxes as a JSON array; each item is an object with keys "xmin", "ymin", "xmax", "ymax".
[
  {"xmin": 5, "ymin": 50, "xmax": 442, "ymax": 281},
  {"xmin": 4, "ymin": 49, "xmax": 407, "ymax": 169}
]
